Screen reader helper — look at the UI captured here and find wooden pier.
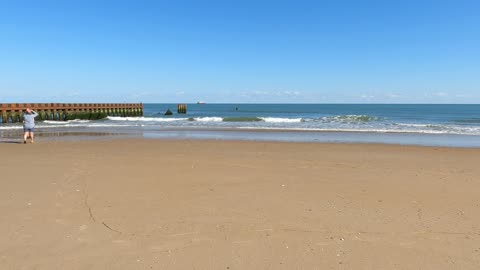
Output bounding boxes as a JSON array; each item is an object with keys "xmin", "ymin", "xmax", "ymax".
[{"xmin": 0, "ymin": 103, "xmax": 143, "ymax": 123}]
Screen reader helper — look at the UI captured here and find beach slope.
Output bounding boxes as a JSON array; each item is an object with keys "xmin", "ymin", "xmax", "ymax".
[{"xmin": 1, "ymin": 139, "xmax": 479, "ymax": 269}]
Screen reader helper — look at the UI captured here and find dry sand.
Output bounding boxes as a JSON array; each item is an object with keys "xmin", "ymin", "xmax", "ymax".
[{"xmin": 0, "ymin": 139, "xmax": 479, "ymax": 269}]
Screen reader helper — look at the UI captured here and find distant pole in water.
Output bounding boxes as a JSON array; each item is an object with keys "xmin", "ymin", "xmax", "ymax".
[{"xmin": 235, "ymin": 107, "xmax": 238, "ymax": 111}]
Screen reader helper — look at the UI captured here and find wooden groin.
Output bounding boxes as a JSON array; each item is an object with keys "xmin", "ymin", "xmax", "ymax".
[{"xmin": 0, "ymin": 103, "xmax": 143, "ymax": 123}]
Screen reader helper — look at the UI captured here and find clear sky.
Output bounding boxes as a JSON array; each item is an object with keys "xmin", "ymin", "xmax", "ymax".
[{"xmin": 0, "ymin": 0, "xmax": 479, "ymax": 103}]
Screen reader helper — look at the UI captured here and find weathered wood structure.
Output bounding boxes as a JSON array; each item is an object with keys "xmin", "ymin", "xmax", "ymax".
[
  {"xmin": 0, "ymin": 103, "xmax": 143, "ymax": 123},
  {"xmin": 177, "ymin": 104, "xmax": 187, "ymax": 114}
]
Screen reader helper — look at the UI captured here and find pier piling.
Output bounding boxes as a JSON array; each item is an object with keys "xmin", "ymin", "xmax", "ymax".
[{"xmin": 177, "ymin": 104, "xmax": 187, "ymax": 114}]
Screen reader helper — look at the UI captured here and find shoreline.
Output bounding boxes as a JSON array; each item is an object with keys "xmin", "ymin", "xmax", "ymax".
[
  {"xmin": 3, "ymin": 136, "xmax": 480, "ymax": 153},
  {"xmin": 3, "ymin": 120, "xmax": 480, "ymax": 136},
  {"xmin": 2, "ymin": 126, "xmax": 480, "ymax": 148}
]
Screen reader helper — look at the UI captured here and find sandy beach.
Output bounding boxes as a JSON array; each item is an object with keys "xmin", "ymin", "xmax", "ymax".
[{"xmin": 1, "ymin": 139, "xmax": 479, "ymax": 269}]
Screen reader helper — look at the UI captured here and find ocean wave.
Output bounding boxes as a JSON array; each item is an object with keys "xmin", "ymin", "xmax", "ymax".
[
  {"xmin": 395, "ymin": 123, "xmax": 429, "ymax": 127},
  {"xmin": 106, "ymin": 115, "xmax": 381, "ymax": 123},
  {"xmin": 452, "ymin": 118, "xmax": 480, "ymax": 124},
  {"xmin": 0, "ymin": 126, "xmax": 23, "ymax": 130},
  {"xmin": 237, "ymin": 126, "xmax": 480, "ymax": 135},
  {"xmin": 188, "ymin": 117, "xmax": 303, "ymax": 123},
  {"xmin": 2, "ymin": 122, "xmax": 480, "ymax": 136},
  {"xmin": 193, "ymin": 117, "xmax": 223, "ymax": 122},
  {"xmin": 0, "ymin": 123, "xmax": 140, "ymax": 130},
  {"xmin": 108, "ymin": 115, "xmax": 306, "ymax": 123},
  {"xmin": 107, "ymin": 116, "xmax": 186, "ymax": 122},
  {"xmin": 46, "ymin": 123, "xmax": 140, "ymax": 128},
  {"xmin": 318, "ymin": 115, "xmax": 381, "ymax": 123},
  {"xmin": 395, "ymin": 123, "xmax": 462, "ymax": 131},
  {"xmin": 259, "ymin": 117, "xmax": 303, "ymax": 123},
  {"xmin": 2, "ymin": 113, "xmax": 480, "ymax": 136},
  {"xmin": 44, "ymin": 119, "xmax": 91, "ymax": 124},
  {"xmin": 223, "ymin": 117, "xmax": 263, "ymax": 122}
]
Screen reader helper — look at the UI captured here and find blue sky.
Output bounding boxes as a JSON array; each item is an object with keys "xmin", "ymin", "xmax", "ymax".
[{"xmin": 0, "ymin": 0, "xmax": 479, "ymax": 103}]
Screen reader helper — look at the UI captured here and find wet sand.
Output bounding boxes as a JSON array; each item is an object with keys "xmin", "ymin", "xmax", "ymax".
[{"xmin": 1, "ymin": 139, "xmax": 479, "ymax": 269}]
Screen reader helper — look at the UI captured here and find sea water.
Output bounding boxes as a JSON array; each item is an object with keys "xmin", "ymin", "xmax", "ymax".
[{"xmin": 2, "ymin": 104, "xmax": 480, "ymax": 147}]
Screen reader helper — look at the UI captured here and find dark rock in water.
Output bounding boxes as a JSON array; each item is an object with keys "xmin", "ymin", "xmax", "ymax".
[{"xmin": 164, "ymin": 109, "xmax": 173, "ymax": 115}]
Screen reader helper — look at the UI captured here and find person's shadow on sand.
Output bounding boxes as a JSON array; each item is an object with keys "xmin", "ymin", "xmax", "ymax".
[{"xmin": 0, "ymin": 140, "xmax": 23, "ymax": 144}]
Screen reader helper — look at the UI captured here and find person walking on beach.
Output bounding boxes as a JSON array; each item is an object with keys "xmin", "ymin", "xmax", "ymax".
[{"xmin": 23, "ymin": 108, "xmax": 38, "ymax": 144}]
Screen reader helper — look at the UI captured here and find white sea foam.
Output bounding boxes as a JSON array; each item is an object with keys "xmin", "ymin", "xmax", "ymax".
[
  {"xmin": 259, "ymin": 117, "xmax": 303, "ymax": 123},
  {"xmin": 0, "ymin": 126, "xmax": 23, "ymax": 130},
  {"xmin": 2, "ymin": 113, "xmax": 480, "ymax": 137},
  {"xmin": 0, "ymin": 123, "xmax": 140, "ymax": 130},
  {"xmin": 193, "ymin": 117, "xmax": 223, "ymax": 122},
  {"xmin": 73, "ymin": 124, "xmax": 139, "ymax": 127},
  {"xmin": 319, "ymin": 115, "xmax": 380, "ymax": 123},
  {"xmin": 107, "ymin": 116, "xmax": 186, "ymax": 122},
  {"xmin": 44, "ymin": 119, "xmax": 91, "ymax": 124},
  {"xmin": 395, "ymin": 123, "xmax": 431, "ymax": 127},
  {"xmin": 237, "ymin": 126, "xmax": 480, "ymax": 135}
]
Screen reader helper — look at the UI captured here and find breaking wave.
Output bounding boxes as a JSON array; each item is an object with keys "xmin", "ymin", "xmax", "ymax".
[
  {"xmin": 317, "ymin": 115, "xmax": 382, "ymax": 123},
  {"xmin": 107, "ymin": 116, "xmax": 186, "ymax": 122},
  {"xmin": 1, "ymin": 114, "xmax": 480, "ymax": 136}
]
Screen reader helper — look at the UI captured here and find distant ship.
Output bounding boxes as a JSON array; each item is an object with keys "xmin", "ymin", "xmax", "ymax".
[{"xmin": 196, "ymin": 101, "xmax": 206, "ymax": 104}]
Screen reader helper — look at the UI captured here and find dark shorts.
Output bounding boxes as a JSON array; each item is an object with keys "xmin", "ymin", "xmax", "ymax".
[{"xmin": 24, "ymin": 127, "xmax": 35, "ymax": 132}]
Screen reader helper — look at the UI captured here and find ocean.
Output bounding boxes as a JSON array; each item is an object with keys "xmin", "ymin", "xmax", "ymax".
[{"xmin": 2, "ymin": 104, "xmax": 480, "ymax": 147}]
